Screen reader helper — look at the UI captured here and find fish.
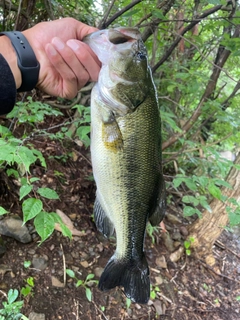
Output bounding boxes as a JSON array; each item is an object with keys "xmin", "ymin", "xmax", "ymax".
[{"xmin": 83, "ymin": 27, "xmax": 166, "ymax": 304}]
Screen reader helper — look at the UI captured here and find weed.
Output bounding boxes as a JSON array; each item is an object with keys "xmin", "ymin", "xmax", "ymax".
[
  {"xmin": 0, "ymin": 289, "xmax": 28, "ymax": 320},
  {"xmin": 23, "ymin": 261, "xmax": 31, "ymax": 269},
  {"xmin": 150, "ymin": 284, "xmax": 161, "ymax": 300},
  {"xmin": 146, "ymin": 223, "xmax": 159, "ymax": 244},
  {"xmin": 184, "ymin": 237, "xmax": 195, "ymax": 256},
  {"xmin": 21, "ymin": 277, "xmax": 34, "ymax": 298},
  {"xmin": 66, "ymin": 269, "xmax": 98, "ymax": 302}
]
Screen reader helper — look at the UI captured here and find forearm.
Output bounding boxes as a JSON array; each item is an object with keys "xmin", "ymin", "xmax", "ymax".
[{"xmin": 0, "ymin": 35, "xmax": 22, "ymax": 89}]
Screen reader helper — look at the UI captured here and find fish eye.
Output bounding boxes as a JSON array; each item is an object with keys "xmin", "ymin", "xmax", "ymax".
[{"xmin": 136, "ymin": 51, "xmax": 146, "ymax": 60}]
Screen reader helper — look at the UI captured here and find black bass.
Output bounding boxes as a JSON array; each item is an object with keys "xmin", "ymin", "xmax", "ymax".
[{"xmin": 84, "ymin": 28, "xmax": 166, "ymax": 304}]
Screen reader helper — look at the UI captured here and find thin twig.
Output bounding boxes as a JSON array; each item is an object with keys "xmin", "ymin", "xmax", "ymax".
[
  {"xmin": 60, "ymin": 243, "xmax": 66, "ymax": 287},
  {"xmin": 199, "ymin": 259, "xmax": 240, "ymax": 284},
  {"xmin": 215, "ymin": 240, "xmax": 240, "ymax": 259},
  {"xmin": 92, "ymin": 300, "xmax": 109, "ymax": 320}
]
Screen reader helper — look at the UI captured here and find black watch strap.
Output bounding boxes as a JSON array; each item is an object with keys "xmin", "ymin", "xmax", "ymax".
[{"xmin": 0, "ymin": 31, "xmax": 40, "ymax": 92}]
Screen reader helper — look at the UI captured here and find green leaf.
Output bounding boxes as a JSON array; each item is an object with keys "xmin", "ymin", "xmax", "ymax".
[
  {"xmin": 183, "ymin": 206, "xmax": 201, "ymax": 217},
  {"xmin": 86, "ymin": 274, "xmax": 95, "ymax": 281},
  {"xmin": 173, "ymin": 177, "xmax": 184, "ymax": 188},
  {"xmin": 0, "ymin": 206, "xmax": 8, "ymax": 215},
  {"xmin": 30, "ymin": 177, "xmax": 40, "ymax": 183},
  {"xmin": 22, "ymin": 198, "xmax": 43, "ymax": 223},
  {"xmin": 122, "ymin": 8, "xmax": 140, "ymax": 18},
  {"xmin": 152, "ymin": 9, "xmax": 165, "ymax": 19},
  {"xmin": 37, "ymin": 188, "xmax": 59, "ymax": 200},
  {"xmin": 85, "ymin": 287, "xmax": 92, "ymax": 302},
  {"xmin": 20, "ymin": 185, "xmax": 33, "ymax": 200},
  {"xmin": 6, "ymin": 169, "xmax": 19, "ymax": 178},
  {"xmin": 66, "ymin": 269, "xmax": 75, "ymax": 278},
  {"xmin": 21, "ymin": 286, "xmax": 32, "ymax": 297},
  {"xmin": 76, "ymin": 280, "xmax": 83, "ymax": 287},
  {"xmin": 208, "ymin": 183, "xmax": 222, "ymax": 200},
  {"xmin": 34, "ymin": 211, "xmax": 55, "ymax": 243},
  {"xmin": 27, "ymin": 277, "xmax": 34, "ymax": 287},
  {"xmin": 214, "ymin": 179, "xmax": 232, "ymax": 189},
  {"xmin": 24, "ymin": 261, "xmax": 31, "ymax": 268},
  {"xmin": 185, "ymin": 179, "xmax": 197, "ymax": 191},
  {"xmin": 182, "ymin": 195, "xmax": 199, "ymax": 206},
  {"xmin": 14, "ymin": 146, "xmax": 37, "ymax": 172},
  {"xmin": 184, "ymin": 241, "xmax": 190, "ymax": 249},
  {"xmin": 8, "ymin": 289, "xmax": 19, "ymax": 304},
  {"xmin": 150, "ymin": 290, "xmax": 156, "ymax": 300}
]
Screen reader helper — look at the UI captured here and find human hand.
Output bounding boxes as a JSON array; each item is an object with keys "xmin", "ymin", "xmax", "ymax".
[{"xmin": 23, "ymin": 18, "xmax": 101, "ymax": 99}]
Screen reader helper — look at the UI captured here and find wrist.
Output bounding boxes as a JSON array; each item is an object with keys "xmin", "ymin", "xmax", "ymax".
[{"xmin": 0, "ymin": 36, "xmax": 22, "ymax": 89}]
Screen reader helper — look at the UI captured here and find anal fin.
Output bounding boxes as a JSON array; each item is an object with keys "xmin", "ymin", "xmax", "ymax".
[{"xmin": 149, "ymin": 177, "xmax": 166, "ymax": 226}]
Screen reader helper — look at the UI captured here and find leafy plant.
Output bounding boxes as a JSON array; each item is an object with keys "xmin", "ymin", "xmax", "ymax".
[
  {"xmin": 66, "ymin": 269, "xmax": 98, "ymax": 302},
  {"xmin": 184, "ymin": 237, "xmax": 195, "ymax": 256},
  {"xmin": 23, "ymin": 261, "xmax": 31, "ymax": 269},
  {"xmin": 150, "ymin": 284, "xmax": 161, "ymax": 300},
  {"xmin": 71, "ymin": 104, "xmax": 91, "ymax": 148},
  {"xmin": 0, "ymin": 99, "xmax": 72, "ymax": 244},
  {"xmin": 21, "ymin": 277, "xmax": 34, "ymax": 298},
  {"xmin": 0, "ymin": 289, "xmax": 28, "ymax": 320}
]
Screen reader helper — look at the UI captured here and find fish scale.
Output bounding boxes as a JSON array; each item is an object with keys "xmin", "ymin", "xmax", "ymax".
[{"xmin": 84, "ymin": 28, "xmax": 166, "ymax": 304}]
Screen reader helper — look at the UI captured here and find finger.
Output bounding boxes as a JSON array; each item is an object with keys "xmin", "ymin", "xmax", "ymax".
[
  {"xmin": 51, "ymin": 37, "xmax": 90, "ymax": 90},
  {"xmin": 67, "ymin": 40, "xmax": 101, "ymax": 82},
  {"xmin": 45, "ymin": 42, "xmax": 78, "ymax": 99}
]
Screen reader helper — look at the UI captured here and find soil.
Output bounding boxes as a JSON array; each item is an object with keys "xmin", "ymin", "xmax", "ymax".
[{"xmin": 0, "ymin": 113, "xmax": 239, "ymax": 320}]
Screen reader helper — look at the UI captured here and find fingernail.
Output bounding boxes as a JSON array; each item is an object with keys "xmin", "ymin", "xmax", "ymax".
[
  {"xmin": 67, "ymin": 39, "xmax": 80, "ymax": 51},
  {"xmin": 52, "ymin": 37, "xmax": 65, "ymax": 50},
  {"xmin": 47, "ymin": 44, "xmax": 57, "ymax": 56}
]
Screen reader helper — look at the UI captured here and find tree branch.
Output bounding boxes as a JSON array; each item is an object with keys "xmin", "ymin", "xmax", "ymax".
[
  {"xmin": 99, "ymin": 0, "xmax": 143, "ymax": 29},
  {"xmin": 162, "ymin": 23, "xmax": 240, "ymax": 150},
  {"xmin": 141, "ymin": 0, "xmax": 175, "ymax": 42},
  {"xmin": 98, "ymin": 0, "xmax": 117, "ymax": 29},
  {"xmin": 152, "ymin": 4, "xmax": 224, "ymax": 73}
]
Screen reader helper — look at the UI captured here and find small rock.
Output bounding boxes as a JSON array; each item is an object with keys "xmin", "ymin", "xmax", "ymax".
[
  {"xmin": 161, "ymin": 232, "xmax": 175, "ymax": 252},
  {"xmin": 155, "ymin": 276, "xmax": 163, "ymax": 285},
  {"xmin": 51, "ymin": 276, "xmax": 65, "ymax": 288},
  {"xmin": 94, "ymin": 267, "xmax": 104, "ymax": 278},
  {"xmin": 156, "ymin": 256, "xmax": 167, "ymax": 269},
  {"xmin": 166, "ymin": 213, "xmax": 182, "ymax": 224},
  {"xmin": 172, "ymin": 230, "xmax": 181, "ymax": 241},
  {"xmin": 179, "ymin": 226, "xmax": 189, "ymax": 237},
  {"xmin": 80, "ymin": 260, "xmax": 89, "ymax": 268},
  {"xmin": 0, "ymin": 216, "xmax": 32, "ymax": 243},
  {"xmin": 153, "ymin": 300, "xmax": 165, "ymax": 315},
  {"xmin": 32, "ymin": 256, "xmax": 48, "ymax": 271},
  {"xmin": 69, "ymin": 213, "xmax": 77, "ymax": 220},
  {"xmin": 28, "ymin": 249, "xmax": 36, "ymax": 255},
  {"xmin": 0, "ymin": 264, "xmax": 11, "ymax": 276},
  {"xmin": 169, "ymin": 246, "xmax": 184, "ymax": 262},
  {"xmin": 29, "ymin": 312, "xmax": 45, "ymax": 320}
]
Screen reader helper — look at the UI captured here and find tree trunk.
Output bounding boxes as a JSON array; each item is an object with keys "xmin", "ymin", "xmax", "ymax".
[{"xmin": 188, "ymin": 153, "xmax": 240, "ymax": 266}]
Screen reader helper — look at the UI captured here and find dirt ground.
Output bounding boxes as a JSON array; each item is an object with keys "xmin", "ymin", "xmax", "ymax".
[{"xmin": 0, "ymin": 114, "xmax": 239, "ymax": 320}]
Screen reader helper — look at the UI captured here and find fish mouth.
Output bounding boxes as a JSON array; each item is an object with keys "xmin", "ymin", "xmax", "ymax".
[{"xmin": 108, "ymin": 29, "xmax": 137, "ymax": 44}]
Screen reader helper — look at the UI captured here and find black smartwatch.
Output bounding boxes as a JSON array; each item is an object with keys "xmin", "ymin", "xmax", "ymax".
[{"xmin": 0, "ymin": 31, "xmax": 40, "ymax": 92}]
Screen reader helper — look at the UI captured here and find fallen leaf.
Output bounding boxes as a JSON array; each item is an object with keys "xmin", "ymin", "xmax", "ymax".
[{"xmin": 55, "ymin": 209, "xmax": 85, "ymax": 236}]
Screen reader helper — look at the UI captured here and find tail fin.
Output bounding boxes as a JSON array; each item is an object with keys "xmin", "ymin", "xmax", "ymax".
[{"xmin": 99, "ymin": 255, "xmax": 150, "ymax": 304}]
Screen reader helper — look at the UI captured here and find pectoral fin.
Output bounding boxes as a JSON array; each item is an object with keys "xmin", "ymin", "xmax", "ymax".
[
  {"xmin": 101, "ymin": 111, "xmax": 123, "ymax": 152},
  {"xmin": 94, "ymin": 196, "xmax": 114, "ymax": 238}
]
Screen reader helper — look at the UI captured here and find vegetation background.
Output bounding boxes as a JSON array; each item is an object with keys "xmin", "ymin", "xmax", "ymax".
[{"xmin": 0, "ymin": 1, "xmax": 240, "ymax": 319}]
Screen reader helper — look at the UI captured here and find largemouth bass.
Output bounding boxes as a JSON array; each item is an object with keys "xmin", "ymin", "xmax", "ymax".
[{"xmin": 84, "ymin": 28, "xmax": 166, "ymax": 304}]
